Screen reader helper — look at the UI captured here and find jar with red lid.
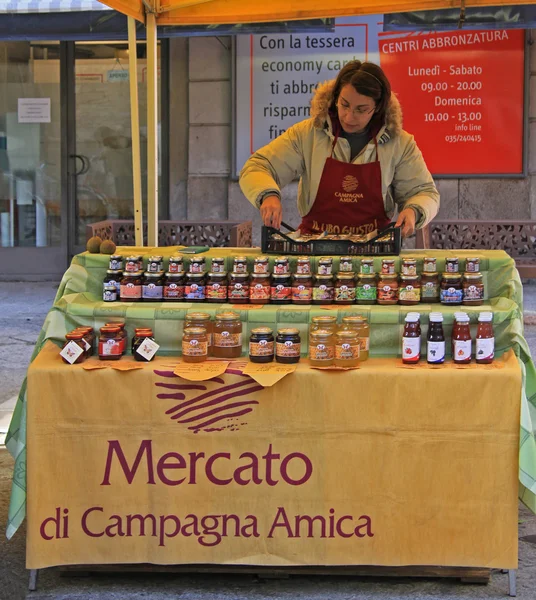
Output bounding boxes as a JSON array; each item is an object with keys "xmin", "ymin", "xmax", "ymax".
[
  {"xmin": 98, "ymin": 326, "xmax": 122, "ymax": 360},
  {"xmin": 228, "ymin": 272, "xmax": 250, "ymax": 303},
  {"xmin": 312, "ymin": 275, "xmax": 334, "ymax": 304},
  {"xmin": 334, "ymin": 273, "xmax": 355, "ymax": 305},
  {"xmin": 61, "ymin": 332, "xmax": 87, "ymax": 364},
  {"xmin": 105, "ymin": 321, "xmax": 127, "ymax": 354},
  {"xmin": 377, "ymin": 274, "xmax": 399, "ymax": 305},
  {"xmin": 73, "ymin": 327, "xmax": 95, "ymax": 358},
  {"xmin": 250, "ymin": 274, "xmax": 271, "ymax": 304},
  {"xmin": 271, "ymin": 274, "xmax": 292, "ymax": 304},
  {"xmin": 292, "ymin": 274, "xmax": 313, "ymax": 304},
  {"xmin": 206, "ymin": 272, "xmax": 228, "ymax": 303},
  {"xmin": 132, "ymin": 329, "xmax": 158, "ymax": 362}
]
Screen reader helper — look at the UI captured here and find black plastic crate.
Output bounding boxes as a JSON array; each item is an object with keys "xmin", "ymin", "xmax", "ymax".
[{"xmin": 261, "ymin": 223, "xmax": 402, "ymax": 256}]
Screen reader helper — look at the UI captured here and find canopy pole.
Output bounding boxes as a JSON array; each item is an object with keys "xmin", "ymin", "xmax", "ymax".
[
  {"xmin": 146, "ymin": 11, "xmax": 159, "ymax": 247},
  {"xmin": 128, "ymin": 16, "xmax": 144, "ymax": 247}
]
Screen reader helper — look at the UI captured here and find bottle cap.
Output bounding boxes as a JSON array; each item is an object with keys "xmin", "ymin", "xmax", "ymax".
[
  {"xmin": 405, "ymin": 314, "xmax": 420, "ymax": 323},
  {"xmin": 478, "ymin": 312, "xmax": 493, "ymax": 322},
  {"xmin": 429, "ymin": 313, "xmax": 444, "ymax": 322}
]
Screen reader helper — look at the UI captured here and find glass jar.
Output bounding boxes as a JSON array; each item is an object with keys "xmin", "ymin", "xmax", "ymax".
[
  {"xmin": 105, "ymin": 321, "xmax": 127, "ymax": 355},
  {"xmin": 309, "ymin": 330, "xmax": 335, "ymax": 367},
  {"xmin": 296, "ymin": 256, "xmax": 311, "ymax": 274},
  {"xmin": 109, "ymin": 255, "xmax": 123, "ymax": 271},
  {"xmin": 341, "ymin": 316, "xmax": 370, "ymax": 361},
  {"xmin": 463, "ymin": 272, "xmax": 484, "ymax": 306},
  {"xmin": 163, "ymin": 272, "xmax": 185, "ymax": 301},
  {"xmin": 274, "ymin": 257, "xmax": 290, "ymax": 274},
  {"xmin": 233, "ymin": 256, "xmax": 249, "ymax": 274},
  {"xmin": 276, "ymin": 328, "xmax": 301, "ymax": 364},
  {"xmin": 103, "ymin": 283, "xmax": 118, "ymax": 302},
  {"xmin": 98, "ymin": 326, "xmax": 122, "ymax": 360},
  {"xmin": 142, "ymin": 272, "xmax": 164, "ymax": 301},
  {"xmin": 185, "ymin": 273, "xmax": 206, "ymax": 302},
  {"xmin": 360, "ymin": 259, "xmax": 375, "ymax": 275},
  {"xmin": 401, "ymin": 259, "xmax": 417, "ymax": 276},
  {"xmin": 453, "ymin": 314, "xmax": 472, "ymax": 364},
  {"xmin": 131, "ymin": 328, "xmax": 152, "ymax": 354},
  {"xmin": 398, "ymin": 275, "xmax": 421, "ymax": 306},
  {"xmin": 317, "ymin": 257, "xmax": 333, "ymax": 275},
  {"xmin": 312, "ymin": 275, "xmax": 334, "ymax": 304},
  {"xmin": 421, "ymin": 272, "xmax": 440, "ymax": 303},
  {"xmin": 465, "ymin": 257, "xmax": 480, "ymax": 273},
  {"xmin": 339, "ymin": 256, "xmax": 353, "ymax": 272},
  {"xmin": 182, "ymin": 327, "xmax": 208, "ymax": 363},
  {"xmin": 168, "ymin": 255, "xmax": 184, "ymax": 274},
  {"xmin": 211, "ymin": 257, "xmax": 226, "ymax": 274},
  {"xmin": 402, "ymin": 313, "xmax": 421, "ymax": 364},
  {"xmin": 253, "ymin": 256, "xmax": 270, "ymax": 274},
  {"xmin": 271, "ymin": 274, "xmax": 292, "ymax": 304},
  {"xmin": 377, "ymin": 274, "xmax": 399, "ymax": 305},
  {"xmin": 189, "ymin": 256, "xmax": 206, "ymax": 274},
  {"xmin": 213, "ymin": 312, "xmax": 243, "ymax": 358},
  {"xmin": 445, "ymin": 257, "xmax": 459, "ymax": 273},
  {"xmin": 423, "ymin": 257, "xmax": 437, "ymax": 273},
  {"xmin": 206, "ymin": 272, "xmax": 228, "ymax": 303},
  {"xmin": 427, "ymin": 313, "xmax": 445, "ymax": 365},
  {"xmin": 120, "ymin": 271, "xmax": 143, "ymax": 302},
  {"xmin": 103, "ymin": 269, "xmax": 122, "ymax": 296},
  {"xmin": 249, "ymin": 327, "xmax": 274, "ymax": 363},
  {"xmin": 132, "ymin": 329, "xmax": 157, "ymax": 362},
  {"xmin": 311, "ymin": 315, "xmax": 337, "ymax": 334},
  {"xmin": 147, "ymin": 255, "xmax": 163, "ymax": 273},
  {"xmin": 61, "ymin": 332, "xmax": 87, "ymax": 364},
  {"xmin": 292, "ymin": 274, "xmax": 313, "ymax": 305},
  {"xmin": 356, "ymin": 274, "xmax": 377, "ymax": 305},
  {"xmin": 228, "ymin": 272, "xmax": 250, "ymax": 304},
  {"xmin": 125, "ymin": 255, "xmax": 141, "ymax": 273},
  {"xmin": 250, "ymin": 274, "xmax": 271, "ymax": 304},
  {"xmin": 381, "ymin": 259, "xmax": 395, "ymax": 275},
  {"xmin": 440, "ymin": 273, "xmax": 463, "ymax": 305},
  {"xmin": 334, "ymin": 330, "xmax": 360, "ymax": 367},
  {"xmin": 74, "ymin": 327, "xmax": 95, "ymax": 357},
  {"xmin": 334, "ymin": 273, "xmax": 356, "ymax": 305},
  {"xmin": 185, "ymin": 312, "xmax": 213, "ymax": 351},
  {"xmin": 476, "ymin": 312, "xmax": 494, "ymax": 364}
]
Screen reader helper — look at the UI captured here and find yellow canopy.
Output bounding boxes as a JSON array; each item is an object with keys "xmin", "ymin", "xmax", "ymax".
[{"xmin": 101, "ymin": 0, "xmax": 536, "ymax": 25}]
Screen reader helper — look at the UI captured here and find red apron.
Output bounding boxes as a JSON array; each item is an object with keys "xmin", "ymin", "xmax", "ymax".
[{"xmin": 299, "ymin": 130, "xmax": 391, "ymax": 236}]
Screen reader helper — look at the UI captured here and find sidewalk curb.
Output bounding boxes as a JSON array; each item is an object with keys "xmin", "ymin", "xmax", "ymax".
[{"xmin": 525, "ymin": 311, "xmax": 536, "ymax": 325}]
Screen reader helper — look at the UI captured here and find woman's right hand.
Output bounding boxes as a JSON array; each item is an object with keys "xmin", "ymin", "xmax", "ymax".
[{"xmin": 260, "ymin": 195, "xmax": 283, "ymax": 230}]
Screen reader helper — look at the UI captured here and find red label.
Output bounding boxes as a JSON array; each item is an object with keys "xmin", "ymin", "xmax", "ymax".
[{"xmin": 271, "ymin": 285, "xmax": 291, "ymax": 301}]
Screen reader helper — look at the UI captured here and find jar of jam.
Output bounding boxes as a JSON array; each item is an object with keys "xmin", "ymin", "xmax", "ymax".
[
  {"xmin": 463, "ymin": 272, "xmax": 484, "ymax": 306},
  {"xmin": 206, "ymin": 272, "xmax": 228, "ymax": 303},
  {"xmin": 74, "ymin": 327, "xmax": 95, "ymax": 357},
  {"xmin": 381, "ymin": 259, "xmax": 395, "ymax": 275},
  {"xmin": 189, "ymin": 255, "xmax": 206, "ymax": 274},
  {"xmin": 271, "ymin": 274, "xmax": 292, "ymax": 304},
  {"xmin": 61, "ymin": 332, "xmax": 87, "ymax": 364},
  {"xmin": 253, "ymin": 256, "xmax": 270, "ymax": 274},
  {"xmin": 132, "ymin": 329, "xmax": 157, "ymax": 362},
  {"xmin": 109, "ymin": 255, "xmax": 123, "ymax": 271},
  {"xmin": 147, "ymin": 255, "xmax": 163, "ymax": 273},
  {"xmin": 453, "ymin": 314, "xmax": 472, "ymax": 364},
  {"xmin": 228, "ymin": 272, "xmax": 250, "ymax": 303},
  {"xmin": 465, "ymin": 257, "xmax": 480, "ymax": 273},
  {"xmin": 377, "ymin": 274, "xmax": 399, "ymax": 305},
  {"xmin": 476, "ymin": 312, "xmax": 494, "ymax": 364},
  {"xmin": 423, "ymin": 257, "xmax": 437, "ymax": 273},
  {"xmin": 168, "ymin": 256, "xmax": 184, "ymax": 274},
  {"xmin": 250, "ymin": 274, "xmax": 271, "ymax": 304},
  {"xmin": 276, "ymin": 328, "xmax": 301, "ymax": 364},
  {"xmin": 249, "ymin": 327, "xmax": 274, "ymax": 363},
  {"xmin": 274, "ymin": 257, "xmax": 290, "ymax": 274},
  {"xmin": 334, "ymin": 330, "xmax": 360, "ymax": 367},
  {"xmin": 421, "ymin": 272, "xmax": 440, "ymax": 303},
  {"xmin": 313, "ymin": 275, "xmax": 334, "ymax": 304},
  {"xmin": 440, "ymin": 273, "xmax": 463, "ymax": 305},
  {"xmin": 182, "ymin": 327, "xmax": 208, "ymax": 363},
  {"xmin": 341, "ymin": 316, "xmax": 370, "ymax": 361},
  {"xmin": 103, "ymin": 269, "xmax": 122, "ymax": 296},
  {"xmin": 334, "ymin": 273, "xmax": 356, "ymax": 305},
  {"xmin": 185, "ymin": 273, "xmax": 206, "ymax": 302},
  {"xmin": 131, "ymin": 328, "xmax": 152, "ymax": 354},
  {"xmin": 211, "ymin": 257, "xmax": 226, "ymax": 273},
  {"xmin": 185, "ymin": 312, "xmax": 213, "ymax": 351},
  {"xmin": 360, "ymin": 259, "xmax": 374, "ymax": 275},
  {"xmin": 213, "ymin": 312, "xmax": 243, "ymax": 358},
  {"xmin": 339, "ymin": 256, "xmax": 353, "ymax": 273},
  {"xmin": 310, "ymin": 315, "xmax": 337, "ymax": 334},
  {"xmin": 309, "ymin": 330, "xmax": 335, "ymax": 366},
  {"xmin": 125, "ymin": 255, "xmax": 141, "ymax": 272},
  {"xmin": 163, "ymin": 272, "xmax": 185, "ymax": 301},
  {"xmin": 120, "ymin": 271, "xmax": 143, "ymax": 302},
  {"xmin": 292, "ymin": 274, "xmax": 313, "ymax": 304},
  {"xmin": 233, "ymin": 256, "xmax": 249, "ymax": 274},
  {"xmin": 356, "ymin": 274, "xmax": 377, "ymax": 305},
  {"xmin": 398, "ymin": 275, "xmax": 421, "ymax": 305},
  {"xmin": 98, "ymin": 326, "xmax": 122, "ymax": 360},
  {"xmin": 296, "ymin": 256, "xmax": 311, "ymax": 274},
  {"xmin": 317, "ymin": 257, "xmax": 333, "ymax": 275},
  {"xmin": 105, "ymin": 321, "xmax": 127, "ymax": 354},
  {"xmin": 103, "ymin": 284, "xmax": 117, "ymax": 302},
  {"xmin": 401, "ymin": 259, "xmax": 417, "ymax": 276},
  {"xmin": 142, "ymin": 272, "xmax": 164, "ymax": 301},
  {"xmin": 445, "ymin": 257, "xmax": 459, "ymax": 273}
]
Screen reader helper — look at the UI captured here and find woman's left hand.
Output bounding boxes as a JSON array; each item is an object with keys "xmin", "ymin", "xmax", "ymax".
[{"xmin": 395, "ymin": 208, "xmax": 416, "ymax": 238}]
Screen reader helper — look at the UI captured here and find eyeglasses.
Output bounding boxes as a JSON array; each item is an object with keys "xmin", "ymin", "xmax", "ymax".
[{"xmin": 336, "ymin": 102, "xmax": 375, "ymax": 117}]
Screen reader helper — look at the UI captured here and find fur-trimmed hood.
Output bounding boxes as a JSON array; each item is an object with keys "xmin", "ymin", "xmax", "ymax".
[{"xmin": 310, "ymin": 79, "xmax": 403, "ymax": 138}]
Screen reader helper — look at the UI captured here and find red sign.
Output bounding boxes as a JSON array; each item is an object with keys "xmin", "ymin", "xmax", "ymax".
[{"xmin": 379, "ymin": 29, "xmax": 524, "ymax": 175}]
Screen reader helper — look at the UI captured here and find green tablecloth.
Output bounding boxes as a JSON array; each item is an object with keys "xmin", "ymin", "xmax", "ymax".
[{"xmin": 6, "ymin": 246, "xmax": 536, "ymax": 539}]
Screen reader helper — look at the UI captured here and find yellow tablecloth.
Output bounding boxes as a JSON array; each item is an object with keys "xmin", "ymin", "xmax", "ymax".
[{"xmin": 27, "ymin": 342, "xmax": 521, "ymax": 569}]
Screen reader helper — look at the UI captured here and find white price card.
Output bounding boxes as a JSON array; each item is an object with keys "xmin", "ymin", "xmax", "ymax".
[
  {"xmin": 135, "ymin": 338, "xmax": 160, "ymax": 361},
  {"xmin": 60, "ymin": 341, "xmax": 83, "ymax": 365}
]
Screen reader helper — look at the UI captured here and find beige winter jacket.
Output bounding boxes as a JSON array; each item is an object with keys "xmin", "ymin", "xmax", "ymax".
[{"xmin": 239, "ymin": 80, "xmax": 440, "ymax": 229}]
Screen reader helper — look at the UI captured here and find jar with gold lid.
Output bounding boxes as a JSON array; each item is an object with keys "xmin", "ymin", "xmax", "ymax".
[
  {"xmin": 308, "ymin": 330, "xmax": 335, "ymax": 367},
  {"xmin": 213, "ymin": 312, "xmax": 243, "ymax": 358},
  {"xmin": 182, "ymin": 327, "xmax": 208, "ymax": 363}
]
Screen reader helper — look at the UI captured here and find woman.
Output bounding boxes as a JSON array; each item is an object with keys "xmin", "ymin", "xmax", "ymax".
[{"xmin": 239, "ymin": 61, "xmax": 439, "ymax": 238}]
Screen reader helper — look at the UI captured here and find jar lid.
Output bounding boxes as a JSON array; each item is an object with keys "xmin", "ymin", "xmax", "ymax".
[
  {"xmin": 310, "ymin": 329, "xmax": 332, "ymax": 337},
  {"xmin": 478, "ymin": 312, "xmax": 493, "ymax": 322},
  {"xmin": 382, "ymin": 259, "xmax": 395, "ymax": 263},
  {"xmin": 275, "ymin": 257, "xmax": 289, "ymax": 262},
  {"xmin": 379, "ymin": 274, "xmax": 398, "ymax": 279},
  {"xmin": 190, "ymin": 255, "xmax": 205, "ymax": 261},
  {"xmin": 446, "ymin": 257, "xmax": 459, "ymax": 261},
  {"xmin": 255, "ymin": 256, "xmax": 269, "ymax": 261},
  {"xmin": 297, "ymin": 256, "xmax": 310, "ymax": 262},
  {"xmin": 211, "ymin": 257, "xmax": 225, "ymax": 261},
  {"xmin": 106, "ymin": 269, "xmax": 122, "ymax": 275},
  {"xmin": 424, "ymin": 257, "xmax": 437, "ymax": 261},
  {"xmin": 215, "ymin": 312, "xmax": 240, "ymax": 321},
  {"xmin": 251, "ymin": 327, "xmax": 273, "ymax": 335},
  {"xmin": 361, "ymin": 258, "xmax": 374, "ymax": 263},
  {"xmin": 463, "ymin": 272, "xmax": 482, "ymax": 280},
  {"xmin": 466, "ymin": 257, "xmax": 480, "ymax": 262},
  {"xmin": 342, "ymin": 316, "xmax": 367, "ymax": 323},
  {"xmin": 442, "ymin": 273, "xmax": 461, "ymax": 279},
  {"xmin": 66, "ymin": 332, "xmax": 84, "ymax": 339},
  {"xmin": 184, "ymin": 327, "xmax": 207, "ymax": 335},
  {"xmin": 186, "ymin": 272, "xmax": 205, "ymax": 279},
  {"xmin": 100, "ymin": 326, "xmax": 120, "ymax": 333},
  {"xmin": 404, "ymin": 314, "xmax": 420, "ymax": 323},
  {"xmin": 339, "ymin": 256, "xmax": 352, "ymax": 260},
  {"xmin": 293, "ymin": 274, "xmax": 312, "ymax": 280},
  {"xmin": 145, "ymin": 271, "xmax": 163, "ymax": 278},
  {"xmin": 234, "ymin": 256, "xmax": 248, "ymax": 261},
  {"xmin": 126, "ymin": 255, "xmax": 140, "ymax": 261},
  {"xmin": 421, "ymin": 271, "xmax": 438, "ymax": 276},
  {"xmin": 312, "ymin": 316, "xmax": 336, "ymax": 323},
  {"xmin": 186, "ymin": 312, "xmax": 211, "ymax": 320},
  {"xmin": 135, "ymin": 327, "xmax": 153, "ymax": 332},
  {"xmin": 402, "ymin": 258, "xmax": 417, "ymax": 264},
  {"xmin": 429, "ymin": 313, "xmax": 444, "ymax": 322},
  {"xmin": 148, "ymin": 255, "xmax": 163, "ymax": 261},
  {"xmin": 336, "ymin": 330, "xmax": 357, "ymax": 338},
  {"xmin": 251, "ymin": 273, "xmax": 270, "ymax": 279},
  {"xmin": 75, "ymin": 326, "xmax": 93, "ymax": 332},
  {"xmin": 278, "ymin": 328, "xmax": 300, "ymax": 335},
  {"xmin": 165, "ymin": 271, "xmax": 183, "ymax": 277},
  {"xmin": 315, "ymin": 274, "xmax": 333, "ymax": 280},
  {"xmin": 336, "ymin": 273, "xmax": 355, "ymax": 279},
  {"xmin": 358, "ymin": 273, "xmax": 376, "ymax": 280},
  {"xmin": 208, "ymin": 271, "xmax": 228, "ymax": 277},
  {"xmin": 319, "ymin": 257, "xmax": 333, "ymax": 262},
  {"xmin": 136, "ymin": 330, "xmax": 154, "ymax": 337},
  {"xmin": 230, "ymin": 272, "xmax": 249, "ymax": 278},
  {"xmin": 110, "ymin": 254, "xmax": 122, "ymax": 259},
  {"xmin": 122, "ymin": 270, "xmax": 143, "ymax": 276},
  {"xmin": 400, "ymin": 274, "xmax": 420, "ymax": 281},
  {"xmin": 169, "ymin": 255, "xmax": 183, "ymax": 261},
  {"xmin": 272, "ymin": 273, "xmax": 291, "ymax": 279}
]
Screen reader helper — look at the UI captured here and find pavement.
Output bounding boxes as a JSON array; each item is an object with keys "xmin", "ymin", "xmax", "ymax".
[{"xmin": 2, "ymin": 281, "xmax": 536, "ymax": 599}]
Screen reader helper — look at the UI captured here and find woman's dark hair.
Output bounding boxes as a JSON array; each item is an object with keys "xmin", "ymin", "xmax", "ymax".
[{"xmin": 330, "ymin": 61, "xmax": 391, "ymax": 128}]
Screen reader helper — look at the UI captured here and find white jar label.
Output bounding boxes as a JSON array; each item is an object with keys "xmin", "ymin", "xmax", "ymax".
[
  {"xmin": 454, "ymin": 340, "xmax": 472, "ymax": 361},
  {"xmin": 427, "ymin": 341, "xmax": 445, "ymax": 364},
  {"xmin": 476, "ymin": 338, "xmax": 495, "ymax": 362},
  {"xmin": 402, "ymin": 337, "xmax": 421, "ymax": 361}
]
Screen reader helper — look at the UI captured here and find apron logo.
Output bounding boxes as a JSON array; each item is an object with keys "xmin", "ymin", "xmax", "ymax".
[{"xmin": 342, "ymin": 175, "xmax": 359, "ymax": 192}]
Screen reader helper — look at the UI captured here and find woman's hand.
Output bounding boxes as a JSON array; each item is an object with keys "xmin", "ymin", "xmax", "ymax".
[
  {"xmin": 395, "ymin": 208, "xmax": 417, "ymax": 238},
  {"xmin": 260, "ymin": 195, "xmax": 283, "ymax": 229}
]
